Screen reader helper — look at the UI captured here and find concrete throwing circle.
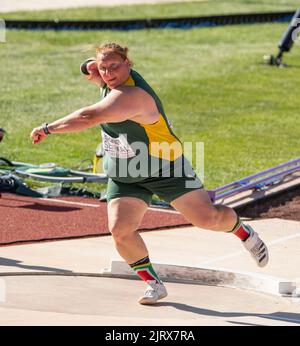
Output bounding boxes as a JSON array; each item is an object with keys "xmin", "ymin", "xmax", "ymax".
[{"xmin": 0, "ymin": 275, "xmax": 299, "ymax": 326}]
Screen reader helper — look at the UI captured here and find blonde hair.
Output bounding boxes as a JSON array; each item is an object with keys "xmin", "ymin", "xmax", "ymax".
[{"xmin": 95, "ymin": 42, "xmax": 133, "ymax": 66}]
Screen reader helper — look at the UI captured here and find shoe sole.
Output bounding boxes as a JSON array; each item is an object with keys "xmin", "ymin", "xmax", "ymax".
[{"xmin": 138, "ymin": 292, "xmax": 168, "ymax": 305}]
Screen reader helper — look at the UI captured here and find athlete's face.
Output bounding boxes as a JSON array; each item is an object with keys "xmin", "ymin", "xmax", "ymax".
[{"xmin": 97, "ymin": 53, "xmax": 131, "ymax": 89}]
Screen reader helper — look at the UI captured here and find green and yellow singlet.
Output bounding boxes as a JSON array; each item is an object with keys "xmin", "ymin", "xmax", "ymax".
[{"xmin": 100, "ymin": 69, "xmax": 184, "ymax": 183}]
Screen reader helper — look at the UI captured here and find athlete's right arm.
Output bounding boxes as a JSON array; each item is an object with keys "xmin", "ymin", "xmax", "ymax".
[{"xmin": 30, "ymin": 86, "xmax": 159, "ymax": 144}]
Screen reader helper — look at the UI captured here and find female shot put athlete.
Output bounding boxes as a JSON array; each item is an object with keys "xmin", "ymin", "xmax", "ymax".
[{"xmin": 30, "ymin": 43, "xmax": 268, "ymax": 305}]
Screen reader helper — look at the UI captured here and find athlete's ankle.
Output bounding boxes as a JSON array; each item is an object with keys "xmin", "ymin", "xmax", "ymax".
[
  {"xmin": 227, "ymin": 216, "xmax": 251, "ymax": 241},
  {"xmin": 130, "ymin": 256, "xmax": 162, "ymax": 285}
]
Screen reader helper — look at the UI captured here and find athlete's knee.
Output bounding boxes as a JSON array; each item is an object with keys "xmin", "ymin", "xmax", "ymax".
[
  {"xmin": 193, "ymin": 206, "xmax": 221, "ymax": 230},
  {"xmin": 109, "ymin": 222, "xmax": 138, "ymax": 243}
]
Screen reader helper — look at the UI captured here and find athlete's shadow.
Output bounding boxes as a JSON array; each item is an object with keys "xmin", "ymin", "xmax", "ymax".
[
  {"xmin": 155, "ymin": 302, "xmax": 300, "ymax": 325},
  {"xmin": 0, "ymin": 257, "xmax": 73, "ymax": 273}
]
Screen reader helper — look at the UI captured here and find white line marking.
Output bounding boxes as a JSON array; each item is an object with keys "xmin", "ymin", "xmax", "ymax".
[
  {"xmin": 37, "ymin": 200, "xmax": 181, "ymax": 211},
  {"xmin": 200, "ymin": 231, "xmax": 300, "ymax": 266},
  {"xmin": 148, "ymin": 207, "xmax": 180, "ymax": 214},
  {"xmin": 199, "ymin": 250, "xmax": 244, "ymax": 266},
  {"xmin": 38, "ymin": 198, "xmax": 100, "ymax": 208},
  {"xmin": 267, "ymin": 232, "xmax": 300, "ymax": 246},
  {"xmin": 38, "ymin": 200, "xmax": 180, "ymax": 211}
]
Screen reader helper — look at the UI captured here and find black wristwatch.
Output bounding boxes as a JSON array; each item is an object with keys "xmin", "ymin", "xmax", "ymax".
[{"xmin": 42, "ymin": 123, "xmax": 51, "ymax": 135}]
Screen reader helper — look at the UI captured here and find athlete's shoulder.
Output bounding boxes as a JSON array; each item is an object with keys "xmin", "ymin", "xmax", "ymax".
[
  {"xmin": 130, "ymin": 69, "xmax": 143, "ymax": 80},
  {"xmin": 130, "ymin": 69, "xmax": 150, "ymax": 86}
]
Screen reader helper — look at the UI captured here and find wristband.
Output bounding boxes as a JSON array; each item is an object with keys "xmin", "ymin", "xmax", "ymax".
[{"xmin": 42, "ymin": 123, "xmax": 51, "ymax": 135}]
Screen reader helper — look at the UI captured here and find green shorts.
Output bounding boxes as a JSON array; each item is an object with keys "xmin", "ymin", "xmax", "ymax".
[{"xmin": 106, "ymin": 163, "xmax": 203, "ymax": 205}]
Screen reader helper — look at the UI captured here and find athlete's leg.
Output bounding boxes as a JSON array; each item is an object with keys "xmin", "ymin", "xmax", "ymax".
[
  {"xmin": 170, "ymin": 188, "xmax": 237, "ymax": 232},
  {"xmin": 171, "ymin": 189, "xmax": 269, "ymax": 267},
  {"xmin": 108, "ymin": 197, "xmax": 148, "ymax": 263},
  {"xmin": 108, "ymin": 196, "xmax": 168, "ymax": 304}
]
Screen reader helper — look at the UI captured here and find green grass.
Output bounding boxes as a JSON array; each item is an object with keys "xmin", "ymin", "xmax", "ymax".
[
  {"xmin": 1, "ymin": 21, "xmax": 300, "ymax": 190},
  {"xmin": 1, "ymin": 0, "xmax": 299, "ymax": 20}
]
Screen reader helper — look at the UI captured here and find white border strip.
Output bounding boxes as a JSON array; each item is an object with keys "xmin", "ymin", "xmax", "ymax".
[
  {"xmin": 38, "ymin": 198, "xmax": 100, "ymax": 208},
  {"xmin": 148, "ymin": 207, "xmax": 179, "ymax": 214},
  {"xmin": 37, "ymin": 199, "xmax": 181, "ymax": 211},
  {"xmin": 0, "ymin": 19, "xmax": 5, "ymax": 43},
  {"xmin": 106, "ymin": 260, "xmax": 296, "ymax": 297},
  {"xmin": 0, "ymin": 279, "xmax": 6, "ymax": 303}
]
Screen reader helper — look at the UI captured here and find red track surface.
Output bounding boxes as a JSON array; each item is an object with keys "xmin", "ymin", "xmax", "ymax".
[{"xmin": 0, "ymin": 193, "xmax": 191, "ymax": 246}]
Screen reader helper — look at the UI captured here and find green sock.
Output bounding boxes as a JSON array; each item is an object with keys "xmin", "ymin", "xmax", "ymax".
[{"xmin": 129, "ymin": 256, "xmax": 162, "ymax": 285}]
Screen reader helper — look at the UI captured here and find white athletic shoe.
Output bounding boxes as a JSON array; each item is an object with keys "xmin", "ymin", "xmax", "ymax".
[
  {"xmin": 243, "ymin": 225, "xmax": 269, "ymax": 267},
  {"xmin": 138, "ymin": 281, "xmax": 168, "ymax": 305}
]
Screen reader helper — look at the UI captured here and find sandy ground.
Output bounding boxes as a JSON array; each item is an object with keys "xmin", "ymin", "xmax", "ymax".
[{"xmin": 0, "ymin": 0, "xmax": 203, "ymax": 13}]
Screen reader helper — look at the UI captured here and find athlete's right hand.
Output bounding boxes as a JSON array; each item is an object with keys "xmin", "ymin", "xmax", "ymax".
[
  {"xmin": 30, "ymin": 127, "xmax": 47, "ymax": 145},
  {"xmin": 81, "ymin": 58, "xmax": 105, "ymax": 88}
]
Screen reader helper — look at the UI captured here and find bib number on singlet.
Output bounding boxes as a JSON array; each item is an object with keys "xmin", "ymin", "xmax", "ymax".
[{"xmin": 102, "ymin": 131, "xmax": 136, "ymax": 159}]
